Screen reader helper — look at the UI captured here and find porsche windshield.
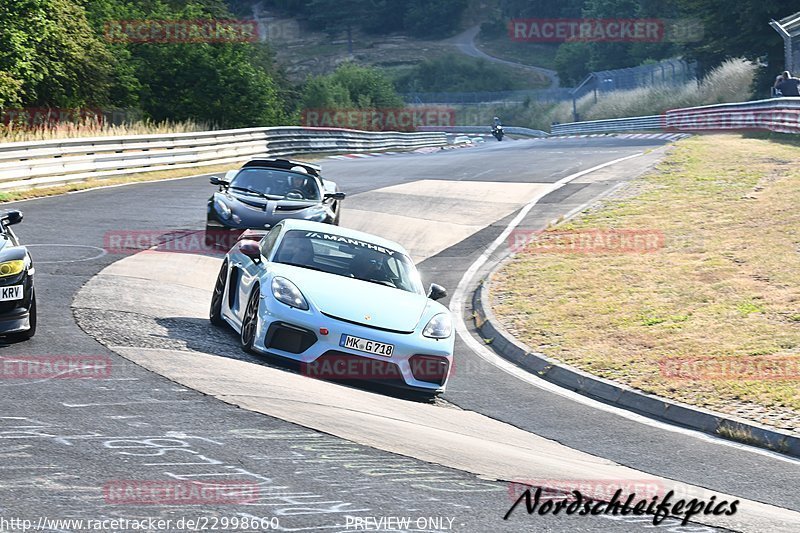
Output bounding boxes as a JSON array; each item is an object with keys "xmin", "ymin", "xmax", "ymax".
[
  {"xmin": 273, "ymin": 230, "xmax": 424, "ymax": 294},
  {"xmin": 230, "ymin": 169, "xmax": 321, "ymax": 201}
]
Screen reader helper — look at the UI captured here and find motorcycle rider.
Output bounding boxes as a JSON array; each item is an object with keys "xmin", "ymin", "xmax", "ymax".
[{"xmin": 492, "ymin": 116, "xmax": 504, "ymax": 140}]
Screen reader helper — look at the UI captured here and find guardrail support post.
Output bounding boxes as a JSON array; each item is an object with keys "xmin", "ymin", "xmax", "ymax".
[{"xmin": 770, "ymin": 19, "xmax": 794, "ymax": 73}]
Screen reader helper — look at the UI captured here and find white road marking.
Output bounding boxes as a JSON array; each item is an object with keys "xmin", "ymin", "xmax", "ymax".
[{"xmin": 24, "ymin": 244, "xmax": 107, "ymax": 263}]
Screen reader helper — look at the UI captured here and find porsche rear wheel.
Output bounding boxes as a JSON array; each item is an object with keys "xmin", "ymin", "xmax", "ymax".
[
  {"xmin": 209, "ymin": 260, "xmax": 227, "ymax": 327},
  {"xmin": 240, "ymin": 287, "xmax": 260, "ymax": 353}
]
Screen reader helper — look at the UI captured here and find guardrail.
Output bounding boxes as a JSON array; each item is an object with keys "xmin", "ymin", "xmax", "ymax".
[
  {"xmin": 0, "ymin": 127, "xmax": 447, "ymax": 191},
  {"xmin": 550, "ymin": 97, "xmax": 800, "ymax": 136},
  {"xmin": 551, "ymin": 115, "xmax": 663, "ymax": 135},
  {"xmin": 418, "ymin": 125, "xmax": 549, "ymax": 137},
  {"xmin": 664, "ymin": 98, "xmax": 800, "ymax": 133}
]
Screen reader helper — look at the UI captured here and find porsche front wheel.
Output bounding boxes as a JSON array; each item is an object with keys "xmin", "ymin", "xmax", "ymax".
[
  {"xmin": 209, "ymin": 260, "xmax": 228, "ymax": 327},
  {"xmin": 240, "ymin": 287, "xmax": 260, "ymax": 353}
]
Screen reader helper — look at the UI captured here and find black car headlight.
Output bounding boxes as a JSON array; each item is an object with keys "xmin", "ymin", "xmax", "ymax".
[
  {"xmin": 0, "ymin": 260, "xmax": 25, "ymax": 277},
  {"xmin": 214, "ymin": 198, "xmax": 232, "ymax": 220}
]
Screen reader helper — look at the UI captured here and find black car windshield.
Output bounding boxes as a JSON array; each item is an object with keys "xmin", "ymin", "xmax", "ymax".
[
  {"xmin": 272, "ymin": 230, "xmax": 424, "ymax": 294},
  {"xmin": 230, "ymin": 169, "xmax": 321, "ymax": 201}
]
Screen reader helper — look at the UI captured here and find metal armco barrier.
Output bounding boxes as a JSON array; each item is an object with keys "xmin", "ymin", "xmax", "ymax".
[
  {"xmin": 664, "ymin": 98, "xmax": 800, "ymax": 133},
  {"xmin": 417, "ymin": 125, "xmax": 549, "ymax": 137},
  {"xmin": 550, "ymin": 97, "xmax": 800, "ymax": 135},
  {"xmin": 0, "ymin": 127, "xmax": 447, "ymax": 191},
  {"xmin": 551, "ymin": 115, "xmax": 663, "ymax": 135}
]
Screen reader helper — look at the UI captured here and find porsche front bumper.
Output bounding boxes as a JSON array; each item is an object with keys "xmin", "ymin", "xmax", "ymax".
[{"xmin": 249, "ymin": 297, "xmax": 454, "ymax": 393}]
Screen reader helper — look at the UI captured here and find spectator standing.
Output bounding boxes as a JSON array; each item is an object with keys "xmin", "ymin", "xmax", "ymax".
[
  {"xmin": 776, "ymin": 71, "xmax": 800, "ymax": 97},
  {"xmin": 773, "ymin": 74, "xmax": 784, "ymax": 96}
]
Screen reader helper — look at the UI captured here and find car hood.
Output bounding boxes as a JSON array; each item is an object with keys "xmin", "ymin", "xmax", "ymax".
[
  {"xmin": 226, "ymin": 192, "xmax": 318, "ymax": 210},
  {"xmin": 271, "ymin": 265, "xmax": 428, "ymax": 333}
]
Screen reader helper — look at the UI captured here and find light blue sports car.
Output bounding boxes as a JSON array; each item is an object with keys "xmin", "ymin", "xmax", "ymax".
[{"xmin": 210, "ymin": 219, "xmax": 454, "ymax": 395}]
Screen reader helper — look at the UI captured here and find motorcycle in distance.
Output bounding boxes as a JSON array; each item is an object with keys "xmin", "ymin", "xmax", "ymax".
[{"xmin": 492, "ymin": 124, "xmax": 504, "ymax": 141}]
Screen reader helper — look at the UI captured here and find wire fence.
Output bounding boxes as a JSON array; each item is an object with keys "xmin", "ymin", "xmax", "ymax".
[{"xmin": 401, "ymin": 58, "xmax": 696, "ymax": 106}]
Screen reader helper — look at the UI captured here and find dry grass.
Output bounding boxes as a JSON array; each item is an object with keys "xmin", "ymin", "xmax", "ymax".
[
  {"xmin": 499, "ymin": 58, "xmax": 757, "ymax": 130},
  {"xmin": 574, "ymin": 58, "xmax": 755, "ymax": 121},
  {"xmin": 0, "ymin": 119, "xmax": 209, "ymax": 143},
  {"xmin": 491, "ymin": 134, "xmax": 800, "ymax": 414}
]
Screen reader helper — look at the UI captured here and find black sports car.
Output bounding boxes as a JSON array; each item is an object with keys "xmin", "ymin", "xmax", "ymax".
[
  {"xmin": 205, "ymin": 159, "xmax": 345, "ymax": 247},
  {"xmin": 0, "ymin": 210, "xmax": 36, "ymax": 341}
]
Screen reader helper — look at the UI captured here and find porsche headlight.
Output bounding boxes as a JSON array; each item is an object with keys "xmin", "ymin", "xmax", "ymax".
[
  {"xmin": 423, "ymin": 313, "xmax": 452, "ymax": 339},
  {"xmin": 0, "ymin": 260, "xmax": 25, "ymax": 277},
  {"xmin": 271, "ymin": 277, "xmax": 309, "ymax": 311},
  {"xmin": 214, "ymin": 198, "xmax": 232, "ymax": 220}
]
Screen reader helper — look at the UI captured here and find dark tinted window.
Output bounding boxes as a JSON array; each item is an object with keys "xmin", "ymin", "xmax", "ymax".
[
  {"xmin": 273, "ymin": 230, "xmax": 424, "ymax": 294},
  {"xmin": 230, "ymin": 169, "xmax": 320, "ymax": 201}
]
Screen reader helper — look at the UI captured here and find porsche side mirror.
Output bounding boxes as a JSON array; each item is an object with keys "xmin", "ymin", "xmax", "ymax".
[
  {"xmin": 0, "ymin": 210, "xmax": 23, "ymax": 226},
  {"xmin": 428, "ymin": 283, "xmax": 447, "ymax": 301},
  {"xmin": 210, "ymin": 176, "xmax": 228, "ymax": 187},
  {"xmin": 325, "ymin": 192, "xmax": 346, "ymax": 201},
  {"xmin": 239, "ymin": 241, "xmax": 262, "ymax": 263}
]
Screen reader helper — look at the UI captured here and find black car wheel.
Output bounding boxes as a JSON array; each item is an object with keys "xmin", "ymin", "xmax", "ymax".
[
  {"xmin": 209, "ymin": 260, "xmax": 228, "ymax": 327},
  {"xmin": 8, "ymin": 288, "xmax": 36, "ymax": 342},
  {"xmin": 240, "ymin": 287, "xmax": 260, "ymax": 353},
  {"xmin": 204, "ymin": 227, "xmax": 218, "ymax": 248}
]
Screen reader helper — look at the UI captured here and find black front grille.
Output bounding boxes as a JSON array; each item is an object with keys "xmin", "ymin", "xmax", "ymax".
[
  {"xmin": 409, "ymin": 355, "xmax": 450, "ymax": 386},
  {"xmin": 264, "ymin": 322, "xmax": 317, "ymax": 354},
  {"xmin": 275, "ymin": 204, "xmax": 310, "ymax": 212}
]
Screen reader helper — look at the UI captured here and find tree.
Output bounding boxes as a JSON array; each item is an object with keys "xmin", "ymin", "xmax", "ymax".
[
  {"xmin": 676, "ymin": 0, "xmax": 786, "ymax": 73},
  {"xmin": 305, "ymin": 0, "xmax": 373, "ymax": 53},
  {"xmin": 403, "ymin": 0, "xmax": 469, "ymax": 38},
  {"xmin": 300, "ymin": 63, "xmax": 403, "ymax": 111},
  {"xmin": 0, "ymin": 0, "xmax": 116, "ymax": 108},
  {"xmin": 554, "ymin": 42, "xmax": 592, "ymax": 86},
  {"xmin": 81, "ymin": 0, "xmax": 292, "ymax": 127}
]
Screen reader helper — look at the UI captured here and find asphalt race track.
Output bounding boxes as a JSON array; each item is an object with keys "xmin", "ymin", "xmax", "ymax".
[{"xmin": 1, "ymin": 137, "xmax": 797, "ymax": 532}]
